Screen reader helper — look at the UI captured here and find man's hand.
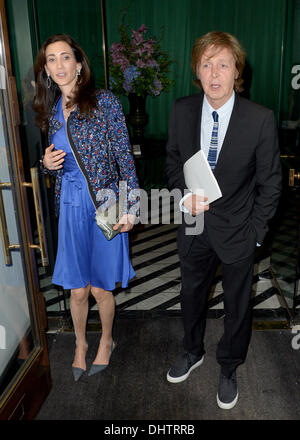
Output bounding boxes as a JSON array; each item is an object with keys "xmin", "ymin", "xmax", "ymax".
[
  {"xmin": 43, "ymin": 144, "xmax": 66, "ymax": 170},
  {"xmin": 183, "ymin": 194, "xmax": 209, "ymax": 216},
  {"xmin": 113, "ymin": 214, "xmax": 136, "ymax": 232}
]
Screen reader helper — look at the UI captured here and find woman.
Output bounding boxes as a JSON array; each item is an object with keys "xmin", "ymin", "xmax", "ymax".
[{"xmin": 33, "ymin": 34, "xmax": 139, "ymax": 381}]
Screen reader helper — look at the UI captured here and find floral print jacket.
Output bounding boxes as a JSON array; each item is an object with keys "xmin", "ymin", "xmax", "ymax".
[{"xmin": 43, "ymin": 89, "xmax": 139, "ymax": 216}]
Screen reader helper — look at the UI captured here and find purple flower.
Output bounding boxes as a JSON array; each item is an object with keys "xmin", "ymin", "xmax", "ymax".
[
  {"xmin": 135, "ymin": 46, "xmax": 146, "ymax": 57},
  {"xmin": 143, "ymin": 41, "xmax": 154, "ymax": 56},
  {"xmin": 124, "ymin": 65, "xmax": 140, "ymax": 82},
  {"xmin": 136, "ymin": 59, "xmax": 146, "ymax": 68},
  {"xmin": 146, "ymin": 59, "xmax": 158, "ymax": 68},
  {"xmin": 108, "ymin": 22, "xmax": 173, "ymax": 96},
  {"xmin": 131, "ymin": 30, "xmax": 144, "ymax": 45},
  {"xmin": 131, "ymin": 24, "xmax": 148, "ymax": 46},
  {"xmin": 150, "ymin": 78, "xmax": 163, "ymax": 96},
  {"xmin": 110, "ymin": 43, "xmax": 129, "ymax": 72},
  {"xmin": 110, "ymin": 42, "xmax": 123, "ymax": 52},
  {"xmin": 123, "ymin": 79, "xmax": 133, "ymax": 93},
  {"xmin": 137, "ymin": 24, "xmax": 147, "ymax": 33},
  {"xmin": 123, "ymin": 66, "xmax": 141, "ymax": 93}
]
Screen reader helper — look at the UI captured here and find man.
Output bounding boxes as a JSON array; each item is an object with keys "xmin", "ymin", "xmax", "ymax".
[{"xmin": 165, "ymin": 31, "xmax": 281, "ymax": 410}]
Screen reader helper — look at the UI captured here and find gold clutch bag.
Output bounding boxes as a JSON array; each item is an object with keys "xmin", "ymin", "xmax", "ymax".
[{"xmin": 95, "ymin": 200, "xmax": 122, "ymax": 241}]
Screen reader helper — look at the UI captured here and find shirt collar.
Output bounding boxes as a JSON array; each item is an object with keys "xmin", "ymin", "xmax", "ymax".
[{"xmin": 202, "ymin": 91, "xmax": 235, "ymax": 122}]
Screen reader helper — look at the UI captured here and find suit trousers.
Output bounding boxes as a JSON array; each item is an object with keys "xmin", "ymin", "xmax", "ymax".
[{"xmin": 179, "ymin": 228, "xmax": 254, "ymax": 377}]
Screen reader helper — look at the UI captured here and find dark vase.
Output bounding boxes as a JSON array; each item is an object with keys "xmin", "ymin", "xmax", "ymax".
[{"xmin": 127, "ymin": 93, "xmax": 149, "ymax": 145}]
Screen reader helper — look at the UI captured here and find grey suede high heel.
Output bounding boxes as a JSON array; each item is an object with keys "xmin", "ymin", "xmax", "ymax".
[
  {"xmin": 72, "ymin": 366, "xmax": 85, "ymax": 382},
  {"xmin": 88, "ymin": 341, "xmax": 116, "ymax": 377}
]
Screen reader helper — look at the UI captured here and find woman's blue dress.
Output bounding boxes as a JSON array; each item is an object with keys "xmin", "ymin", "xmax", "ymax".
[{"xmin": 51, "ymin": 97, "xmax": 135, "ymax": 290}]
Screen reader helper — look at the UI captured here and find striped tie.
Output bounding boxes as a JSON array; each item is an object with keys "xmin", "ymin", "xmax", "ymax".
[{"xmin": 207, "ymin": 111, "xmax": 219, "ymax": 170}]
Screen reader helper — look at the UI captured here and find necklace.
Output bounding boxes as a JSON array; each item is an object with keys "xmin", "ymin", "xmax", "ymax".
[{"xmin": 62, "ymin": 103, "xmax": 76, "ymax": 121}]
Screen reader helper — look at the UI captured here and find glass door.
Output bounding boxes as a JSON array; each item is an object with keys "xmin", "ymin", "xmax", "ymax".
[{"xmin": 0, "ymin": 0, "xmax": 50, "ymax": 419}]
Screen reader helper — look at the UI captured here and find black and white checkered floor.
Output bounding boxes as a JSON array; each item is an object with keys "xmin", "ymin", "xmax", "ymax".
[{"xmin": 39, "ymin": 192, "xmax": 300, "ymax": 326}]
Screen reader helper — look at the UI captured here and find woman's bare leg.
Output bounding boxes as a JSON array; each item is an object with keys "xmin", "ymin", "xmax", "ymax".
[
  {"xmin": 90, "ymin": 287, "xmax": 115, "ymax": 365},
  {"xmin": 70, "ymin": 286, "xmax": 90, "ymax": 370}
]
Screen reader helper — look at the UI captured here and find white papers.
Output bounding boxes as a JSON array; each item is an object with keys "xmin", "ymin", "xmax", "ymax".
[{"xmin": 183, "ymin": 149, "xmax": 222, "ymax": 203}]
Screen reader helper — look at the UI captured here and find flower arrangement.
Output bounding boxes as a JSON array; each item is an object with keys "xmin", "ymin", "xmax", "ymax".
[{"xmin": 109, "ymin": 23, "xmax": 173, "ymax": 97}]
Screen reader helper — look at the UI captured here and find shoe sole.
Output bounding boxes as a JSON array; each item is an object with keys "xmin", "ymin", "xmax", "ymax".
[
  {"xmin": 166, "ymin": 356, "xmax": 204, "ymax": 383},
  {"xmin": 216, "ymin": 392, "xmax": 239, "ymax": 410}
]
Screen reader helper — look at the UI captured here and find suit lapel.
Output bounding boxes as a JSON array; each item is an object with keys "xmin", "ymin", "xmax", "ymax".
[{"xmin": 190, "ymin": 93, "xmax": 204, "ymax": 156}]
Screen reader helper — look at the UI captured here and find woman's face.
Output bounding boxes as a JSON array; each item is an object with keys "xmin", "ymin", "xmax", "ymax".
[{"xmin": 44, "ymin": 40, "xmax": 82, "ymax": 91}]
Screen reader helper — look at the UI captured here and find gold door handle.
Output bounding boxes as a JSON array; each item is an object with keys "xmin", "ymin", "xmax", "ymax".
[
  {"xmin": 0, "ymin": 168, "xmax": 48, "ymax": 266},
  {"xmin": 23, "ymin": 168, "xmax": 48, "ymax": 266},
  {"xmin": 0, "ymin": 182, "xmax": 18, "ymax": 265},
  {"xmin": 289, "ymin": 169, "xmax": 300, "ymax": 187}
]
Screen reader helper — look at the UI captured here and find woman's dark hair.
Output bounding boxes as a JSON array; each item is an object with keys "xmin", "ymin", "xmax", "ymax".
[{"xmin": 33, "ymin": 34, "xmax": 97, "ymax": 132}]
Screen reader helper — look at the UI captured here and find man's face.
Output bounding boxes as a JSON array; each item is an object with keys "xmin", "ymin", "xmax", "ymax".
[{"xmin": 196, "ymin": 45, "xmax": 238, "ymax": 109}]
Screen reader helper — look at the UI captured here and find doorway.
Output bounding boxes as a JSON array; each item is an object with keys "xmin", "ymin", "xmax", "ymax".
[{"xmin": 5, "ymin": 0, "xmax": 108, "ymax": 323}]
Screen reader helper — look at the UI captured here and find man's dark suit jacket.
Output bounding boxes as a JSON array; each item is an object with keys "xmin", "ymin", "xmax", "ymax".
[{"xmin": 166, "ymin": 92, "xmax": 282, "ymax": 264}]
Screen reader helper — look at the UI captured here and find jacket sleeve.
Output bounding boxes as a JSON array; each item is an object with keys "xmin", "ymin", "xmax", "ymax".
[
  {"xmin": 106, "ymin": 93, "xmax": 140, "ymax": 212},
  {"xmin": 39, "ymin": 157, "xmax": 58, "ymax": 176},
  {"xmin": 251, "ymin": 110, "xmax": 282, "ymax": 244}
]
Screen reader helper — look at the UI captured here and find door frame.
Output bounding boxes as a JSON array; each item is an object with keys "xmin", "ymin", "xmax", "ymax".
[{"xmin": 0, "ymin": 0, "xmax": 51, "ymax": 419}]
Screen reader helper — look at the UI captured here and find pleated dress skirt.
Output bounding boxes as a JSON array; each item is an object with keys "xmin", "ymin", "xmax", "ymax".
[{"xmin": 51, "ymin": 98, "xmax": 135, "ymax": 291}]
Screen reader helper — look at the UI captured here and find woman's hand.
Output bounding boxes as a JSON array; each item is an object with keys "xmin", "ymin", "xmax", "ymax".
[
  {"xmin": 43, "ymin": 144, "xmax": 66, "ymax": 170},
  {"xmin": 113, "ymin": 214, "xmax": 136, "ymax": 233}
]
